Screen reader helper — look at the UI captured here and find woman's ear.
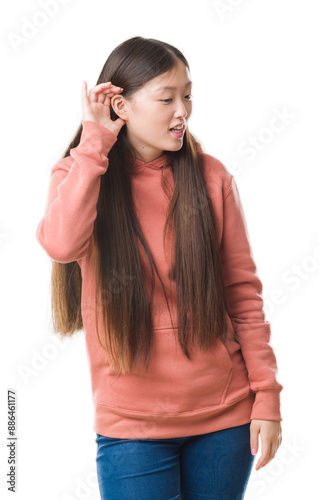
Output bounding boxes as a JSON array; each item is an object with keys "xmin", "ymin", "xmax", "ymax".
[{"xmin": 111, "ymin": 95, "xmax": 128, "ymax": 120}]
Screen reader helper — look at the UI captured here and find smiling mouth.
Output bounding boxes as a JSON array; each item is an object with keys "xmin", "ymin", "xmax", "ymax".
[
  {"xmin": 169, "ymin": 125, "xmax": 185, "ymax": 132},
  {"xmin": 170, "ymin": 128, "xmax": 185, "ymax": 137}
]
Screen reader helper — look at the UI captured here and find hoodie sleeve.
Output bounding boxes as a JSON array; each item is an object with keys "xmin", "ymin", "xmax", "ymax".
[
  {"xmin": 220, "ymin": 175, "xmax": 283, "ymax": 422},
  {"xmin": 36, "ymin": 120, "xmax": 118, "ymax": 263}
]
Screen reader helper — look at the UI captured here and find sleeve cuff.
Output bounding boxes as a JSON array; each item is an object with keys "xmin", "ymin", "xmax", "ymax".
[{"xmin": 250, "ymin": 389, "xmax": 283, "ymax": 422}]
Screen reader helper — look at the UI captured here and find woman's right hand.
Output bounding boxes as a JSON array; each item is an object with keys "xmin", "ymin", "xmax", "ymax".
[{"xmin": 81, "ymin": 80, "xmax": 127, "ymax": 137}]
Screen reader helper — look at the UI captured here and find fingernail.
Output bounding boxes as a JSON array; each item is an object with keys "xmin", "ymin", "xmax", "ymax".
[{"xmin": 252, "ymin": 449, "xmax": 257, "ymax": 455}]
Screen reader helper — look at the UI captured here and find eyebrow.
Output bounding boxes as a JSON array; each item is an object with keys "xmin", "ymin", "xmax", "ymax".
[{"xmin": 155, "ymin": 80, "xmax": 192, "ymax": 92}]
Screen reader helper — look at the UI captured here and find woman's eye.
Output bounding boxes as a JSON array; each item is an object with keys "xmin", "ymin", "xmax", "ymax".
[{"xmin": 161, "ymin": 94, "xmax": 193, "ymax": 103}]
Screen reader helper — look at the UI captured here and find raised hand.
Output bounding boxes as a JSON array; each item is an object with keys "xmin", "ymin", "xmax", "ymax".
[{"xmin": 81, "ymin": 80, "xmax": 126, "ymax": 137}]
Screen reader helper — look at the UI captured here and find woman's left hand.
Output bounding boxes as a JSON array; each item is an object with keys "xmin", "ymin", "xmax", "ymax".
[{"xmin": 250, "ymin": 419, "xmax": 282, "ymax": 470}]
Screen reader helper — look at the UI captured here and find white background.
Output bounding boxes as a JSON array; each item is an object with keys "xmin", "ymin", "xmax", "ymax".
[{"xmin": 1, "ymin": 0, "xmax": 317, "ymax": 498}]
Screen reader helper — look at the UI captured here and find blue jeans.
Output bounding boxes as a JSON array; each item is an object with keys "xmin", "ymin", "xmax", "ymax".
[{"xmin": 95, "ymin": 422, "xmax": 255, "ymax": 499}]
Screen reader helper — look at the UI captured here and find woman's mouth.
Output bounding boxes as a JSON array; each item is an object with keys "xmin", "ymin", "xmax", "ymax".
[{"xmin": 169, "ymin": 126, "xmax": 185, "ymax": 138}]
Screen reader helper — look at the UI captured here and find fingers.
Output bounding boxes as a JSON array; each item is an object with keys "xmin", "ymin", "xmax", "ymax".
[
  {"xmin": 250, "ymin": 422, "xmax": 259, "ymax": 456},
  {"xmin": 256, "ymin": 442, "xmax": 274, "ymax": 471},
  {"xmin": 96, "ymin": 88, "xmax": 120, "ymax": 103},
  {"xmin": 89, "ymin": 82, "xmax": 123, "ymax": 103},
  {"xmin": 82, "ymin": 80, "xmax": 89, "ymax": 108},
  {"xmin": 82, "ymin": 81, "xmax": 123, "ymax": 108},
  {"xmin": 98, "ymin": 87, "xmax": 123, "ymax": 105}
]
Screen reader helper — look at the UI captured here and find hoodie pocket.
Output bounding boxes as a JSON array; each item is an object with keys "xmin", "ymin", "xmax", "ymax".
[{"xmin": 105, "ymin": 327, "xmax": 234, "ymax": 415}]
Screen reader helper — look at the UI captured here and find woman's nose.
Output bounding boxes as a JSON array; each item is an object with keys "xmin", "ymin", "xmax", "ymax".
[{"xmin": 175, "ymin": 103, "xmax": 188, "ymax": 118}]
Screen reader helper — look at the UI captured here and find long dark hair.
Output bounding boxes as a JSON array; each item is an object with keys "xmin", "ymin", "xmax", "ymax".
[{"xmin": 50, "ymin": 36, "xmax": 235, "ymax": 375}]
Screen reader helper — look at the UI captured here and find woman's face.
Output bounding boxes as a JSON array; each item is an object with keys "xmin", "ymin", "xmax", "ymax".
[{"xmin": 112, "ymin": 59, "xmax": 193, "ymax": 163}]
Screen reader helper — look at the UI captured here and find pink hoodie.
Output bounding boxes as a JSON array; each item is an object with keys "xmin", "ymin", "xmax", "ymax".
[{"xmin": 36, "ymin": 120, "xmax": 283, "ymax": 439}]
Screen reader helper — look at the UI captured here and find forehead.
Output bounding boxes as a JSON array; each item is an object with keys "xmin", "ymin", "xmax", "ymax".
[{"xmin": 144, "ymin": 61, "xmax": 192, "ymax": 94}]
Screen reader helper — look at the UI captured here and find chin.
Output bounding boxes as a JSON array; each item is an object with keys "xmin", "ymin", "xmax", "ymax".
[
  {"xmin": 169, "ymin": 142, "xmax": 183, "ymax": 152},
  {"xmin": 164, "ymin": 140, "xmax": 184, "ymax": 151}
]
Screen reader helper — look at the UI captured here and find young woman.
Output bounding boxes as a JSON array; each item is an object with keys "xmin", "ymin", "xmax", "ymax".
[{"xmin": 36, "ymin": 36, "xmax": 283, "ymax": 500}]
